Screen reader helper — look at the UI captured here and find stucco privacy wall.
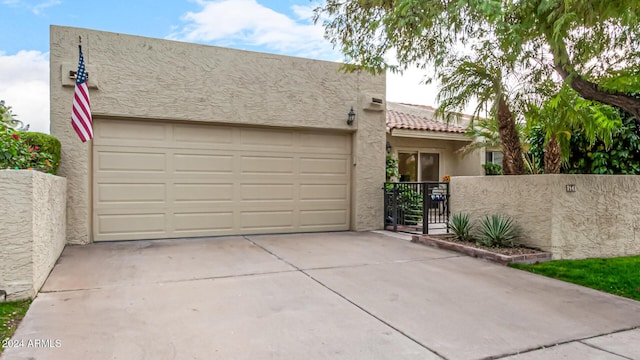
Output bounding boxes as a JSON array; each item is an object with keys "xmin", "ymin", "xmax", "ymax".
[
  {"xmin": 450, "ymin": 175, "xmax": 640, "ymax": 259},
  {"xmin": 0, "ymin": 171, "xmax": 67, "ymax": 300},
  {"xmin": 50, "ymin": 26, "xmax": 386, "ymax": 244}
]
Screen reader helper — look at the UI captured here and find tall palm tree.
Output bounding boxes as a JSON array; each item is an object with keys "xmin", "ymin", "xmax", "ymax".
[{"xmin": 436, "ymin": 46, "xmax": 526, "ymax": 175}]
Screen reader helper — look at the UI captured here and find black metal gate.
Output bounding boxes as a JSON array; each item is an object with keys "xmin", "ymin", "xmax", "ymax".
[{"xmin": 383, "ymin": 182, "xmax": 450, "ymax": 234}]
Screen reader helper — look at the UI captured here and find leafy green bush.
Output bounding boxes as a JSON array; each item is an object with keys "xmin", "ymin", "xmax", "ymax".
[
  {"xmin": 528, "ymin": 96, "xmax": 640, "ymax": 175},
  {"xmin": 386, "ymin": 153, "xmax": 399, "ymax": 182},
  {"xmin": 478, "ymin": 214, "xmax": 518, "ymax": 248},
  {"xmin": 483, "ymin": 162, "xmax": 503, "ymax": 175},
  {"xmin": 18, "ymin": 132, "xmax": 61, "ymax": 174},
  {"xmin": 449, "ymin": 213, "xmax": 474, "ymax": 242},
  {"xmin": 398, "ymin": 185, "xmax": 423, "ymax": 225},
  {"xmin": 1, "ymin": 123, "xmax": 30, "ymax": 169},
  {"xmin": 0, "ymin": 124, "xmax": 58, "ymax": 174}
]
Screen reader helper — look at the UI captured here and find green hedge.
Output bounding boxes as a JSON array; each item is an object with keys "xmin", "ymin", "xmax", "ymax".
[{"xmin": 17, "ymin": 131, "xmax": 61, "ymax": 175}]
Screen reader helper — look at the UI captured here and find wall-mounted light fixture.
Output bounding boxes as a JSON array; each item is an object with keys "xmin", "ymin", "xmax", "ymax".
[
  {"xmin": 386, "ymin": 142, "xmax": 392, "ymax": 154},
  {"xmin": 347, "ymin": 106, "xmax": 356, "ymax": 126}
]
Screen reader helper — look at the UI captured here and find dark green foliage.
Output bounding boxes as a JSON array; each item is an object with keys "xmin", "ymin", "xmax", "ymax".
[
  {"xmin": 530, "ymin": 111, "xmax": 640, "ymax": 174},
  {"xmin": 386, "ymin": 153, "xmax": 399, "ymax": 182},
  {"xmin": 450, "ymin": 213, "xmax": 474, "ymax": 242},
  {"xmin": 478, "ymin": 214, "xmax": 518, "ymax": 248},
  {"xmin": 397, "ymin": 185, "xmax": 423, "ymax": 225},
  {"xmin": 527, "ymin": 124, "xmax": 546, "ymax": 172},
  {"xmin": 565, "ymin": 112, "xmax": 640, "ymax": 174},
  {"xmin": 483, "ymin": 162, "xmax": 503, "ymax": 175},
  {"xmin": 18, "ymin": 132, "xmax": 61, "ymax": 175}
]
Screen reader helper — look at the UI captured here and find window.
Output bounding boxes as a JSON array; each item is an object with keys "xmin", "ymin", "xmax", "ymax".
[
  {"xmin": 486, "ymin": 151, "xmax": 503, "ymax": 165},
  {"xmin": 420, "ymin": 153, "xmax": 440, "ymax": 182},
  {"xmin": 398, "ymin": 151, "xmax": 440, "ymax": 182},
  {"xmin": 398, "ymin": 153, "xmax": 417, "ymax": 182}
]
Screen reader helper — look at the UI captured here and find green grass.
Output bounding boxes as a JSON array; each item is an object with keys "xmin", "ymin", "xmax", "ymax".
[
  {"xmin": 510, "ymin": 255, "xmax": 640, "ymax": 301},
  {"xmin": 0, "ymin": 300, "xmax": 31, "ymax": 354}
]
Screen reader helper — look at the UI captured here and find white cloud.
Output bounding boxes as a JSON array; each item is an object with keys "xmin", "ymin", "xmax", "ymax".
[
  {"xmin": 1, "ymin": 0, "xmax": 61, "ymax": 15},
  {"xmin": 168, "ymin": 0, "xmax": 336, "ymax": 59},
  {"xmin": 0, "ymin": 50, "xmax": 50, "ymax": 133},
  {"xmin": 32, "ymin": 0, "xmax": 60, "ymax": 15}
]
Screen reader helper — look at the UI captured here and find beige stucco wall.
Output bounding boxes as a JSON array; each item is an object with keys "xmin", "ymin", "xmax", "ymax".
[
  {"xmin": 50, "ymin": 26, "xmax": 386, "ymax": 243},
  {"xmin": 450, "ymin": 175, "xmax": 640, "ymax": 259},
  {"xmin": 387, "ymin": 136, "xmax": 483, "ymax": 179},
  {"xmin": 0, "ymin": 170, "xmax": 67, "ymax": 300}
]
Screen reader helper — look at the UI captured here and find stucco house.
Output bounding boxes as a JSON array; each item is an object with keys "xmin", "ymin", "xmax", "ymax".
[
  {"xmin": 50, "ymin": 26, "xmax": 386, "ymax": 244},
  {"xmin": 385, "ymin": 102, "xmax": 484, "ymax": 181}
]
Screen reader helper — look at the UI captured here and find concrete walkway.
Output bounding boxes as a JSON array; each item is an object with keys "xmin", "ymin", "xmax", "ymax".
[{"xmin": 3, "ymin": 232, "xmax": 639, "ymax": 360}]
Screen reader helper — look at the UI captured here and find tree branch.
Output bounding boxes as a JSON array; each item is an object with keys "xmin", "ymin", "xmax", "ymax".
[{"xmin": 551, "ymin": 39, "xmax": 640, "ymax": 122}]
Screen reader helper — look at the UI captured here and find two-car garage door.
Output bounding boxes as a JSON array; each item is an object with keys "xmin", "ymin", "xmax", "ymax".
[{"xmin": 92, "ymin": 119, "xmax": 351, "ymax": 241}]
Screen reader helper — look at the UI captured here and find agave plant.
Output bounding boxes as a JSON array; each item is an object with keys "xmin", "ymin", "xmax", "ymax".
[
  {"xmin": 449, "ymin": 213, "xmax": 474, "ymax": 242},
  {"xmin": 478, "ymin": 215, "xmax": 518, "ymax": 248}
]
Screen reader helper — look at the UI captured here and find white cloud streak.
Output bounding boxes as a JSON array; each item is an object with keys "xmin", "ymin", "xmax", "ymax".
[
  {"xmin": 1, "ymin": 0, "xmax": 61, "ymax": 15},
  {"xmin": 0, "ymin": 50, "xmax": 50, "ymax": 133},
  {"xmin": 32, "ymin": 0, "xmax": 61, "ymax": 15},
  {"xmin": 168, "ymin": 0, "xmax": 336, "ymax": 59}
]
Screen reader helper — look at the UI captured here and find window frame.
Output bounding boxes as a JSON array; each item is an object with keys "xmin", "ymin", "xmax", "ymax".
[{"xmin": 396, "ymin": 148, "xmax": 443, "ymax": 182}]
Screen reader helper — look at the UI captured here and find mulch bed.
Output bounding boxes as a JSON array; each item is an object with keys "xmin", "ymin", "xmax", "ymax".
[
  {"xmin": 428, "ymin": 234, "xmax": 543, "ymax": 256},
  {"xmin": 412, "ymin": 234, "xmax": 552, "ymax": 265}
]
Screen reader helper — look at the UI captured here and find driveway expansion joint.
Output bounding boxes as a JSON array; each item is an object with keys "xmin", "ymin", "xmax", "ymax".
[
  {"xmin": 578, "ymin": 340, "xmax": 635, "ymax": 360},
  {"xmin": 488, "ymin": 326, "xmax": 640, "ymax": 360},
  {"xmin": 243, "ymin": 235, "xmax": 449, "ymax": 360},
  {"xmin": 39, "ymin": 269, "xmax": 301, "ymax": 294}
]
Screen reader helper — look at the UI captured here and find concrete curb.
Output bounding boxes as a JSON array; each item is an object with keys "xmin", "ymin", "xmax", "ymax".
[{"xmin": 412, "ymin": 235, "xmax": 552, "ymax": 265}]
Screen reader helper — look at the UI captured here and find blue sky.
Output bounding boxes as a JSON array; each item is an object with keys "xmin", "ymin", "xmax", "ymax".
[{"xmin": 0, "ymin": 0, "xmax": 439, "ymax": 133}]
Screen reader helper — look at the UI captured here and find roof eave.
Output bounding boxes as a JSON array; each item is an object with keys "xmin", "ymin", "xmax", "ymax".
[{"xmin": 389, "ymin": 128, "xmax": 470, "ymax": 141}]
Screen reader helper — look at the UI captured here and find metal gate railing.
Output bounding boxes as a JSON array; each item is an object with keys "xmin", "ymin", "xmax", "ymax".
[{"xmin": 383, "ymin": 182, "xmax": 450, "ymax": 234}]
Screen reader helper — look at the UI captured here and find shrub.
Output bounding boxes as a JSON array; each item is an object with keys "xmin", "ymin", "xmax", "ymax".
[
  {"xmin": 18, "ymin": 132, "xmax": 61, "ymax": 174},
  {"xmin": 386, "ymin": 153, "xmax": 399, "ymax": 182},
  {"xmin": 0, "ymin": 124, "xmax": 31, "ymax": 169},
  {"xmin": 0, "ymin": 125, "xmax": 58, "ymax": 174},
  {"xmin": 398, "ymin": 185, "xmax": 423, "ymax": 225},
  {"xmin": 477, "ymin": 214, "xmax": 518, "ymax": 248},
  {"xmin": 449, "ymin": 213, "xmax": 474, "ymax": 242},
  {"xmin": 483, "ymin": 162, "xmax": 503, "ymax": 175}
]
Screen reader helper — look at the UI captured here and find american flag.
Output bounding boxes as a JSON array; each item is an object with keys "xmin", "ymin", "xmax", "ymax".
[{"xmin": 71, "ymin": 45, "xmax": 93, "ymax": 142}]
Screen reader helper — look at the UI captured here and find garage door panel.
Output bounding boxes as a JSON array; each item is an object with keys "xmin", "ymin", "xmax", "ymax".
[
  {"xmin": 299, "ymin": 201, "xmax": 348, "ymax": 211},
  {"xmin": 240, "ymin": 184, "xmax": 294, "ymax": 201},
  {"xmin": 93, "ymin": 119, "xmax": 351, "ymax": 241},
  {"xmin": 240, "ymin": 211, "xmax": 294, "ymax": 230},
  {"xmin": 240, "ymin": 155, "xmax": 295, "ymax": 174},
  {"xmin": 173, "ymin": 212, "xmax": 234, "ymax": 232},
  {"xmin": 95, "ymin": 149, "xmax": 167, "ymax": 173},
  {"xmin": 300, "ymin": 184, "xmax": 348, "ymax": 200},
  {"xmin": 173, "ymin": 183, "xmax": 234, "ymax": 202},
  {"xmin": 96, "ymin": 183, "xmax": 166, "ymax": 204},
  {"xmin": 173, "ymin": 153, "xmax": 234, "ymax": 174},
  {"xmin": 96, "ymin": 213, "xmax": 166, "ymax": 236},
  {"xmin": 300, "ymin": 210, "xmax": 348, "ymax": 227},
  {"xmin": 300, "ymin": 157, "xmax": 348, "ymax": 175}
]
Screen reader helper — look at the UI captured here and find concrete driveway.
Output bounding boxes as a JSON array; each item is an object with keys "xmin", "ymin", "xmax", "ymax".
[{"xmin": 3, "ymin": 232, "xmax": 640, "ymax": 360}]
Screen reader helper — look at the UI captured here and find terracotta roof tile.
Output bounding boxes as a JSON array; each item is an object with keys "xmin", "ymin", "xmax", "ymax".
[{"xmin": 386, "ymin": 108, "xmax": 467, "ymax": 134}]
